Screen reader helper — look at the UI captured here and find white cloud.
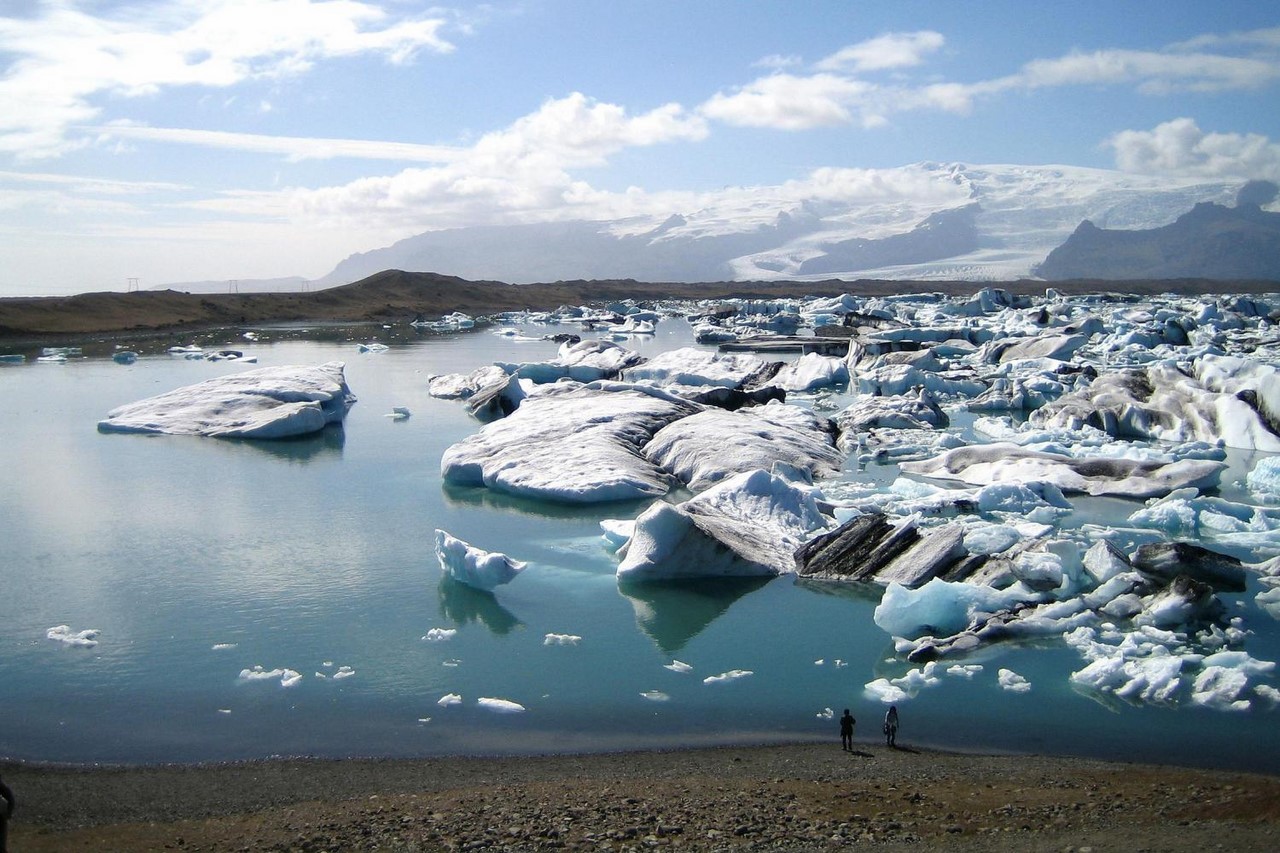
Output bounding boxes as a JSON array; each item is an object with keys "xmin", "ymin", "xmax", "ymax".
[
  {"xmin": 815, "ymin": 31, "xmax": 944, "ymax": 73},
  {"xmin": 288, "ymin": 92, "xmax": 708, "ymax": 229},
  {"xmin": 1108, "ymin": 118, "xmax": 1280, "ymax": 181},
  {"xmin": 84, "ymin": 123, "xmax": 468, "ymax": 163},
  {"xmin": 752, "ymin": 53, "xmax": 802, "ymax": 70},
  {"xmin": 0, "ymin": 0, "xmax": 456, "ymax": 159},
  {"xmin": 699, "ymin": 26, "xmax": 1280, "ymax": 133},
  {"xmin": 699, "ymin": 73, "xmax": 877, "ymax": 130}
]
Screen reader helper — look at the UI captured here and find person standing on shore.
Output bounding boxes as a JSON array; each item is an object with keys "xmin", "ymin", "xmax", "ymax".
[
  {"xmin": 839, "ymin": 709, "xmax": 856, "ymax": 751},
  {"xmin": 884, "ymin": 705, "xmax": 899, "ymax": 748},
  {"xmin": 0, "ymin": 771, "xmax": 14, "ymax": 853}
]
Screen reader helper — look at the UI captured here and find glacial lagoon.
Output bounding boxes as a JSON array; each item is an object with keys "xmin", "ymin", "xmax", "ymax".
[{"xmin": 3, "ymin": 296, "xmax": 1280, "ymax": 772}]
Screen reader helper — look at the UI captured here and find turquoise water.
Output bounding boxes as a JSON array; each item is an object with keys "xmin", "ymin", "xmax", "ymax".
[{"xmin": 2, "ymin": 321, "xmax": 1278, "ymax": 772}]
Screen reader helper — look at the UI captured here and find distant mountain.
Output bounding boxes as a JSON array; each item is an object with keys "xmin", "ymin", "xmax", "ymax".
[
  {"xmin": 311, "ymin": 163, "xmax": 1247, "ymax": 288},
  {"xmin": 1036, "ymin": 186, "xmax": 1280, "ymax": 281},
  {"xmin": 159, "ymin": 162, "xmax": 1265, "ymax": 292}
]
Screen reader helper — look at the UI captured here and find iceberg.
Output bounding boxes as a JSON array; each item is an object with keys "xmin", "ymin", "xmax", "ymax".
[
  {"xmin": 434, "ymin": 530, "xmax": 526, "ymax": 591},
  {"xmin": 617, "ymin": 469, "xmax": 830, "ymax": 581},
  {"xmin": 643, "ymin": 403, "xmax": 843, "ymax": 491},
  {"xmin": 622, "ymin": 346, "xmax": 776, "ymax": 389},
  {"xmin": 900, "ymin": 442, "xmax": 1225, "ymax": 498},
  {"xmin": 98, "ymin": 362, "xmax": 356, "ymax": 438},
  {"xmin": 441, "ymin": 383, "xmax": 700, "ymax": 503}
]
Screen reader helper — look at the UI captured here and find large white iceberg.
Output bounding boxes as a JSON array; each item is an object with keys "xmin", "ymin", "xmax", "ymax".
[
  {"xmin": 617, "ymin": 468, "xmax": 830, "ymax": 581},
  {"xmin": 98, "ymin": 362, "xmax": 356, "ymax": 438},
  {"xmin": 441, "ymin": 383, "xmax": 700, "ymax": 503},
  {"xmin": 643, "ymin": 403, "xmax": 843, "ymax": 491}
]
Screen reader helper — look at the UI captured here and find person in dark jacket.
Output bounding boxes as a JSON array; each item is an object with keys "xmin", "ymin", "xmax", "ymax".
[{"xmin": 839, "ymin": 709, "xmax": 856, "ymax": 751}]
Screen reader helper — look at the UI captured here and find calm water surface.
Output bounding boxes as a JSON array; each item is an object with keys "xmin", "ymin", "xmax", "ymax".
[{"xmin": 2, "ymin": 321, "xmax": 1278, "ymax": 771}]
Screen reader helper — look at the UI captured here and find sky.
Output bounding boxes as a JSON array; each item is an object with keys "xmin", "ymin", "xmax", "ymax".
[{"xmin": 1, "ymin": 0, "xmax": 1279, "ymax": 296}]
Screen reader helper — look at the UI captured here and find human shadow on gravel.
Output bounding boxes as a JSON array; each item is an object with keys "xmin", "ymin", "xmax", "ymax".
[{"xmin": 848, "ymin": 749, "xmax": 875, "ymax": 758}]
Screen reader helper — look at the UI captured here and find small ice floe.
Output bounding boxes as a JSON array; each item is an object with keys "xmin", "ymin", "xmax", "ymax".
[
  {"xmin": 437, "ymin": 693, "xmax": 463, "ymax": 706},
  {"xmin": 423, "ymin": 628, "xmax": 458, "ymax": 642},
  {"xmin": 434, "ymin": 529, "xmax": 525, "ymax": 591},
  {"xmin": 46, "ymin": 625, "xmax": 100, "ymax": 647},
  {"xmin": 599, "ymin": 519, "xmax": 635, "ymax": 552},
  {"xmin": 442, "ymin": 659, "xmax": 462, "ymax": 667},
  {"xmin": 332, "ymin": 665, "xmax": 355, "ymax": 679},
  {"xmin": 814, "ymin": 659, "xmax": 825, "ymax": 666},
  {"xmin": 168, "ymin": 344, "xmax": 202, "ymax": 354},
  {"xmin": 242, "ymin": 331, "xmax": 259, "ymax": 341},
  {"xmin": 217, "ymin": 708, "xmax": 232, "ymax": 714},
  {"xmin": 543, "ymin": 633, "xmax": 582, "ymax": 646},
  {"xmin": 703, "ymin": 669, "xmax": 753, "ymax": 684},
  {"xmin": 238, "ymin": 665, "xmax": 303, "ymax": 687},
  {"xmin": 357, "ymin": 342, "xmax": 389, "ymax": 353},
  {"xmin": 816, "ymin": 707, "xmax": 834, "ymax": 719},
  {"xmin": 322, "ymin": 661, "xmax": 334, "ymax": 668},
  {"xmin": 211, "ymin": 643, "xmax": 237, "ymax": 650},
  {"xmin": 864, "ymin": 661, "xmax": 941, "ymax": 703},
  {"xmin": 112, "ymin": 351, "xmax": 138, "ymax": 364},
  {"xmin": 833, "ymin": 659, "xmax": 847, "ymax": 668},
  {"xmin": 947, "ymin": 664, "xmax": 984, "ymax": 678},
  {"xmin": 664, "ymin": 659, "xmax": 693, "ymax": 673},
  {"xmin": 997, "ymin": 668, "xmax": 1032, "ymax": 693},
  {"xmin": 0, "ymin": 353, "xmax": 27, "ymax": 364},
  {"xmin": 386, "ymin": 406, "xmax": 411, "ymax": 420},
  {"xmin": 36, "ymin": 354, "xmax": 67, "ymax": 363},
  {"xmin": 640, "ymin": 690, "xmax": 671, "ymax": 702},
  {"xmin": 478, "ymin": 697, "xmax": 526, "ymax": 713},
  {"xmin": 417, "ymin": 716, "xmax": 432, "ymax": 723}
]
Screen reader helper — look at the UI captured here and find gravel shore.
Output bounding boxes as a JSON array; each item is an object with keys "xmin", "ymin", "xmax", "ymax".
[{"xmin": 5, "ymin": 742, "xmax": 1278, "ymax": 851}]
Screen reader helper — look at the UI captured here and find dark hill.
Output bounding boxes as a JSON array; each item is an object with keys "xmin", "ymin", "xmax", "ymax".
[
  {"xmin": 3, "ymin": 270, "xmax": 1279, "ymax": 343},
  {"xmin": 1036, "ymin": 201, "xmax": 1280, "ymax": 281}
]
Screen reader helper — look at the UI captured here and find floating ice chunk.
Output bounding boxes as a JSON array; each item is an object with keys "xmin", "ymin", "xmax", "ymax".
[
  {"xmin": 357, "ymin": 342, "xmax": 389, "ymax": 353},
  {"xmin": 434, "ymin": 530, "xmax": 526, "ymax": 591},
  {"xmin": 238, "ymin": 665, "xmax": 302, "ymax": 687},
  {"xmin": 99, "ymin": 362, "xmax": 356, "ymax": 438},
  {"xmin": 617, "ymin": 468, "xmax": 830, "ymax": 580},
  {"xmin": 814, "ymin": 659, "xmax": 825, "ymax": 666},
  {"xmin": 997, "ymin": 668, "xmax": 1031, "ymax": 693},
  {"xmin": 217, "ymin": 708, "xmax": 232, "ymax": 714},
  {"xmin": 947, "ymin": 664, "xmax": 983, "ymax": 678},
  {"xmin": 441, "ymin": 384, "xmax": 699, "ymax": 503},
  {"xmin": 544, "ymin": 633, "xmax": 582, "ymax": 646},
  {"xmin": 417, "ymin": 717, "xmax": 433, "ymax": 723},
  {"xmin": 386, "ymin": 406, "xmax": 411, "ymax": 420},
  {"xmin": 442, "ymin": 659, "xmax": 461, "ymax": 667},
  {"xmin": 332, "ymin": 666, "xmax": 355, "ymax": 679},
  {"xmin": 703, "ymin": 669, "xmax": 753, "ymax": 684},
  {"xmin": 622, "ymin": 347, "xmax": 772, "ymax": 388},
  {"xmin": 211, "ymin": 643, "xmax": 237, "ymax": 650},
  {"xmin": 773, "ymin": 353, "xmax": 849, "ymax": 391},
  {"xmin": 873, "ymin": 579, "xmax": 1031, "ymax": 639},
  {"xmin": 1247, "ymin": 456, "xmax": 1280, "ymax": 500},
  {"xmin": 46, "ymin": 625, "xmax": 100, "ymax": 647},
  {"xmin": 478, "ymin": 697, "xmax": 526, "ymax": 713},
  {"xmin": 901, "ymin": 442, "xmax": 1224, "ymax": 498},
  {"xmin": 644, "ymin": 404, "xmax": 844, "ymax": 491},
  {"xmin": 600, "ymin": 519, "xmax": 634, "ymax": 551},
  {"xmin": 1191, "ymin": 666, "xmax": 1251, "ymax": 711},
  {"xmin": 863, "ymin": 679, "xmax": 909, "ymax": 704},
  {"xmin": 423, "ymin": 628, "xmax": 458, "ymax": 642},
  {"xmin": 664, "ymin": 660, "xmax": 693, "ymax": 673},
  {"xmin": 816, "ymin": 707, "xmax": 834, "ymax": 719},
  {"xmin": 437, "ymin": 693, "xmax": 462, "ymax": 706},
  {"xmin": 641, "ymin": 690, "xmax": 671, "ymax": 702},
  {"xmin": 1257, "ymin": 684, "xmax": 1280, "ymax": 704}
]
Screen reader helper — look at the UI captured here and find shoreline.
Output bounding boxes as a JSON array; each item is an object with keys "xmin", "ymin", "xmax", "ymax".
[{"xmin": 6, "ymin": 742, "xmax": 1279, "ymax": 850}]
